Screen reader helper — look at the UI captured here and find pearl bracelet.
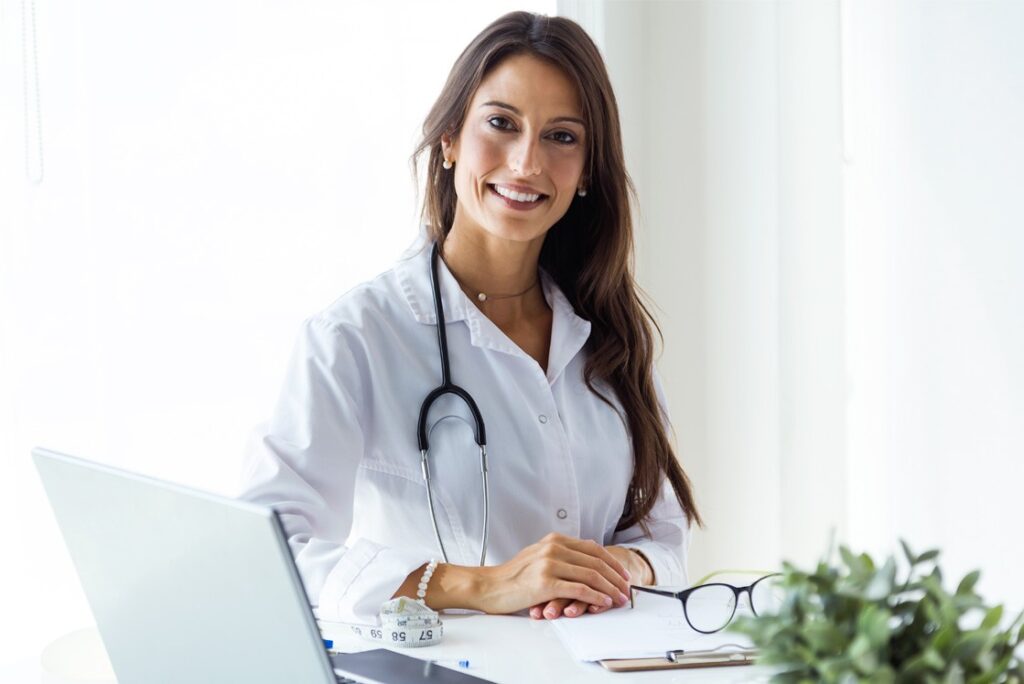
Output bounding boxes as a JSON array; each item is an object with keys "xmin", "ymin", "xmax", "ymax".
[{"xmin": 416, "ymin": 559, "xmax": 439, "ymax": 603}]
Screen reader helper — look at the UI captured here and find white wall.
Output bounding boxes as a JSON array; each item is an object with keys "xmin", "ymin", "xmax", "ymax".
[
  {"xmin": 0, "ymin": 0, "xmax": 555, "ymax": 666},
  {"xmin": 581, "ymin": 0, "xmax": 1023, "ymax": 612},
  {"xmin": 842, "ymin": 0, "xmax": 1024, "ymax": 609}
]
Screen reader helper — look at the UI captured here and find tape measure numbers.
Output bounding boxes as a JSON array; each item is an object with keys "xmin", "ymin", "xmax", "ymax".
[{"xmin": 342, "ymin": 597, "xmax": 444, "ymax": 648}]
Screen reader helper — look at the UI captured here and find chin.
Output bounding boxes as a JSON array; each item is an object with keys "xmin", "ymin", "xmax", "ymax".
[{"xmin": 481, "ymin": 219, "xmax": 553, "ymax": 245}]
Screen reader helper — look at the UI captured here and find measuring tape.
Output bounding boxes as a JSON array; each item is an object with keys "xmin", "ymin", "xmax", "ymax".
[{"xmin": 341, "ymin": 597, "xmax": 444, "ymax": 648}]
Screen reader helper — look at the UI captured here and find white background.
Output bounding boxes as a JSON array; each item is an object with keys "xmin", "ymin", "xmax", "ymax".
[
  {"xmin": 595, "ymin": 0, "xmax": 1023, "ymax": 621},
  {"xmin": 2, "ymin": 0, "xmax": 1023, "ymax": 672},
  {"xmin": 0, "ymin": 0, "xmax": 554, "ymax": 666}
]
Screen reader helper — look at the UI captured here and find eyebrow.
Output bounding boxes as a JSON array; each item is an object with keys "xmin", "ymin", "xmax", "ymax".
[{"xmin": 480, "ymin": 100, "xmax": 585, "ymax": 127}]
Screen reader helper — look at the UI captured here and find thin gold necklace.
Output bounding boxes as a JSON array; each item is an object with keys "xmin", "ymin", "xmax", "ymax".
[{"xmin": 441, "ymin": 255, "xmax": 540, "ymax": 303}]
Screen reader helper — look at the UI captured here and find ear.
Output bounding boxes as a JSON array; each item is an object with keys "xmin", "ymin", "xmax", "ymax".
[{"xmin": 441, "ymin": 130, "xmax": 460, "ymax": 156}]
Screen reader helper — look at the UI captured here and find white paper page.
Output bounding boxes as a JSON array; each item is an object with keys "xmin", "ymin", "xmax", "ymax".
[{"xmin": 549, "ymin": 594, "xmax": 755, "ymax": 661}]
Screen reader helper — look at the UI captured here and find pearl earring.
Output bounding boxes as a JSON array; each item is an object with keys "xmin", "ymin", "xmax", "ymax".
[
  {"xmin": 577, "ymin": 187, "xmax": 587, "ymax": 197},
  {"xmin": 443, "ymin": 158, "xmax": 453, "ymax": 170}
]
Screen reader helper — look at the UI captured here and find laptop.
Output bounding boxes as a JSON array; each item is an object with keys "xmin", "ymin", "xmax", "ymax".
[{"xmin": 32, "ymin": 447, "xmax": 493, "ymax": 684}]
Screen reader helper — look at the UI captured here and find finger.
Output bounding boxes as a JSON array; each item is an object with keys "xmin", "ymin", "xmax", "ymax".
[
  {"xmin": 551, "ymin": 577, "xmax": 616, "ymax": 609},
  {"xmin": 543, "ymin": 598, "xmax": 571, "ymax": 620},
  {"xmin": 563, "ymin": 600, "xmax": 589, "ymax": 618},
  {"xmin": 544, "ymin": 540, "xmax": 630, "ymax": 593},
  {"xmin": 552, "ymin": 537, "xmax": 631, "ymax": 584},
  {"xmin": 557, "ymin": 561, "xmax": 626, "ymax": 610},
  {"xmin": 529, "ymin": 604, "xmax": 544, "ymax": 620},
  {"xmin": 588, "ymin": 602, "xmax": 611, "ymax": 614},
  {"xmin": 550, "ymin": 548, "xmax": 631, "ymax": 600}
]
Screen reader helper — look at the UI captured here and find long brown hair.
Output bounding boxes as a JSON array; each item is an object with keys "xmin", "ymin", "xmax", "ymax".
[{"xmin": 410, "ymin": 11, "xmax": 702, "ymax": 532}]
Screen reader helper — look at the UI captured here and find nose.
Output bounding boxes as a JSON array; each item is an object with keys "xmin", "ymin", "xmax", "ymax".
[{"xmin": 509, "ymin": 136, "xmax": 541, "ymax": 176}]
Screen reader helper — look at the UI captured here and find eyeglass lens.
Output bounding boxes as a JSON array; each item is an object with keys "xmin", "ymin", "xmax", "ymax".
[
  {"xmin": 749, "ymin": 574, "xmax": 785, "ymax": 616},
  {"xmin": 679, "ymin": 575, "xmax": 785, "ymax": 633},
  {"xmin": 683, "ymin": 584, "xmax": 737, "ymax": 633}
]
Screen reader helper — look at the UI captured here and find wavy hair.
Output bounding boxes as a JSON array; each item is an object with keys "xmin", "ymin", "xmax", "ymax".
[{"xmin": 409, "ymin": 11, "xmax": 702, "ymax": 532}]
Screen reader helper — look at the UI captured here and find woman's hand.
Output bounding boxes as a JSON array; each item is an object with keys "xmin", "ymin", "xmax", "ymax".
[
  {"xmin": 472, "ymin": 532, "xmax": 633, "ymax": 615},
  {"xmin": 528, "ymin": 545, "xmax": 654, "ymax": 620},
  {"xmin": 392, "ymin": 534, "xmax": 640, "ymax": 616}
]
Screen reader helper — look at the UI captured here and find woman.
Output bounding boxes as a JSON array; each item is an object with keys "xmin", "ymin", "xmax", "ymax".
[{"xmin": 240, "ymin": 11, "xmax": 701, "ymax": 624}]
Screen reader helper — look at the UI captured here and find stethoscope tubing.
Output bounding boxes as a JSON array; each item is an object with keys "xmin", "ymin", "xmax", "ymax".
[{"xmin": 418, "ymin": 242, "xmax": 490, "ymax": 566}]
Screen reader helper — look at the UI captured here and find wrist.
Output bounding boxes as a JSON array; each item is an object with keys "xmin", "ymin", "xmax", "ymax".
[
  {"xmin": 427, "ymin": 563, "xmax": 486, "ymax": 612},
  {"xmin": 628, "ymin": 548, "xmax": 656, "ymax": 585},
  {"xmin": 610, "ymin": 546, "xmax": 654, "ymax": 585}
]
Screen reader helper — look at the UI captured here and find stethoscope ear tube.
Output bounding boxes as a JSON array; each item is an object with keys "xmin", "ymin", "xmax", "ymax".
[{"xmin": 418, "ymin": 242, "xmax": 490, "ymax": 566}]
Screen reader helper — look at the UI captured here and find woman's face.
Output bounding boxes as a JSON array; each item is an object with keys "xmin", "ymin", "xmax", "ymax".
[{"xmin": 443, "ymin": 53, "xmax": 587, "ymax": 247}]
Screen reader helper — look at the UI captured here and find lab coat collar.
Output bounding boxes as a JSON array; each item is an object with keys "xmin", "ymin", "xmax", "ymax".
[
  {"xmin": 395, "ymin": 241, "xmax": 592, "ymax": 384},
  {"xmin": 395, "ymin": 241, "xmax": 472, "ymax": 326}
]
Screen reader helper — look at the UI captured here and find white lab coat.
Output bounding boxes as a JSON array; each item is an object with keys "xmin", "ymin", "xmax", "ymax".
[{"xmin": 239, "ymin": 241, "xmax": 690, "ymax": 622}]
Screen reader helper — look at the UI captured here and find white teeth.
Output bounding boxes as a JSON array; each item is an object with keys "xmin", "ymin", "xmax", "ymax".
[{"xmin": 493, "ymin": 185, "xmax": 541, "ymax": 203}]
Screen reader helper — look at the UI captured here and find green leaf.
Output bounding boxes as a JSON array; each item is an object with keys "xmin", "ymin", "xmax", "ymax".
[
  {"xmin": 858, "ymin": 605, "xmax": 892, "ymax": 648},
  {"xmin": 803, "ymin": 620, "xmax": 847, "ymax": 654},
  {"xmin": 840, "ymin": 545, "xmax": 859, "ymax": 572},
  {"xmin": 904, "ymin": 648, "xmax": 946, "ymax": 676},
  {"xmin": 901, "ymin": 539, "xmax": 917, "ymax": 565},
  {"xmin": 950, "ymin": 632, "xmax": 990, "ymax": 663},
  {"xmin": 957, "ymin": 570, "xmax": 981, "ymax": 597},
  {"xmin": 943, "ymin": 661, "xmax": 966, "ymax": 684},
  {"xmin": 932, "ymin": 623, "xmax": 957, "ymax": 653},
  {"xmin": 866, "ymin": 557, "xmax": 897, "ymax": 601},
  {"xmin": 981, "ymin": 605, "xmax": 1004, "ymax": 631},
  {"xmin": 849, "ymin": 633, "xmax": 879, "ymax": 674}
]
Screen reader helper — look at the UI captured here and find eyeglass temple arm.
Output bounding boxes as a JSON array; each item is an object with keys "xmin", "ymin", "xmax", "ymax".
[
  {"xmin": 629, "ymin": 584, "xmax": 681, "ymax": 609},
  {"xmin": 692, "ymin": 568, "xmax": 777, "ymax": 586}
]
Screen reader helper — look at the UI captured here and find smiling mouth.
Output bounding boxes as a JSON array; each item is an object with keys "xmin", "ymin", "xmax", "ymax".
[{"xmin": 487, "ymin": 184, "xmax": 549, "ymax": 208}]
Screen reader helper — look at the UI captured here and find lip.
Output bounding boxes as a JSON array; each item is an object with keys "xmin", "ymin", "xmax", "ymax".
[{"xmin": 487, "ymin": 184, "xmax": 548, "ymax": 211}]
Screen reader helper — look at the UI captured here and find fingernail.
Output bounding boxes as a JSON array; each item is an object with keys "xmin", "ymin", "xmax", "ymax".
[
  {"xmin": 603, "ymin": 595, "xmax": 613, "ymax": 606},
  {"xmin": 619, "ymin": 592, "xmax": 629, "ymax": 604},
  {"xmin": 545, "ymin": 608, "xmax": 557, "ymax": 618},
  {"xmin": 566, "ymin": 607, "xmax": 577, "ymax": 616},
  {"xmin": 589, "ymin": 604, "xmax": 600, "ymax": 612},
  {"xmin": 625, "ymin": 570, "xmax": 632, "ymax": 581}
]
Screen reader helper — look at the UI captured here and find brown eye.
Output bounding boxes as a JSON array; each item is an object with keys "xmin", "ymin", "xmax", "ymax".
[
  {"xmin": 551, "ymin": 131, "xmax": 577, "ymax": 145},
  {"xmin": 487, "ymin": 116, "xmax": 514, "ymax": 131}
]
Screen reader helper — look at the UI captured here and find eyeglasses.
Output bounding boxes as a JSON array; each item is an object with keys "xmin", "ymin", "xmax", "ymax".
[{"xmin": 630, "ymin": 573, "xmax": 784, "ymax": 634}]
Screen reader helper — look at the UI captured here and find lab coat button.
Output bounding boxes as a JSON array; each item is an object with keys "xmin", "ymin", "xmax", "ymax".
[
  {"xmin": 556, "ymin": 508, "xmax": 567, "ymax": 519},
  {"xmin": 538, "ymin": 414, "xmax": 548, "ymax": 424}
]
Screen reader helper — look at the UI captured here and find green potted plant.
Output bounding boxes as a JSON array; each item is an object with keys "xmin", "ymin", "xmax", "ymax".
[{"xmin": 732, "ymin": 541, "xmax": 1024, "ymax": 682}]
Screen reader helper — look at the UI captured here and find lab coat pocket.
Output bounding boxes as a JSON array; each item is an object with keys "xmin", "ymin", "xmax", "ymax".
[{"xmin": 353, "ymin": 446, "xmax": 480, "ymax": 567}]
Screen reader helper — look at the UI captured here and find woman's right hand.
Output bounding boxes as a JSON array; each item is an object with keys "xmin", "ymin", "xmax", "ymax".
[{"xmin": 471, "ymin": 532, "xmax": 632, "ymax": 615}]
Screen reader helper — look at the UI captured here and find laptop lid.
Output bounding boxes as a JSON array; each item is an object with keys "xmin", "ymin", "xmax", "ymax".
[{"xmin": 32, "ymin": 447, "xmax": 337, "ymax": 684}]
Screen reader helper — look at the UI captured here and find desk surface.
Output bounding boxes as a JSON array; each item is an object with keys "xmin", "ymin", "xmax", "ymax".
[
  {"xmin": 322, "ymin": 614, "xmax": 772, "ymax": 683},
  {"xmin": 1, "ymin": 615, "xmax": 773, "ymax": 683}
]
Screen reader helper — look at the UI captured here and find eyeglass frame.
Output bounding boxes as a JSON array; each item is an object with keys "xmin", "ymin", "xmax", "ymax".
[{"xmin": 629, "ymin": 572, "xmax": 783, "ymax": 635}]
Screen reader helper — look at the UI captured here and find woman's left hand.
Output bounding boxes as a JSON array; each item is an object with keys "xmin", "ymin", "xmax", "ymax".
[{"xmin": 529, "ymin": 546, "xmax": 652, "ymax": 619}]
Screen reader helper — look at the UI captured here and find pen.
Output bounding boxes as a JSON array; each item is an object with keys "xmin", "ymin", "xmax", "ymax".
[{"xmin": 429, "ymin": 658, "xmax": 471, "ymax": 669}]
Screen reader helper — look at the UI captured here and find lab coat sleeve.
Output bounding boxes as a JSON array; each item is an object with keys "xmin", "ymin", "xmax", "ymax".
[
  {"xmin": 238, "ymin": 315, "xmax": 429, "ymax": 623},
  {"xmin": 610, "ymin": 370, "xmax": 691, "ymax": 587}
]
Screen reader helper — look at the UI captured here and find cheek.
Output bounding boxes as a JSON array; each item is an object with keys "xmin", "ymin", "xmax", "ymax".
[
  {"xmin": 459, "ymin": 133, "xmax": 506, "ymax": 175},
  {"xmin": 549, "ymin": 154, "xmax": 585, "ymax": 190}
]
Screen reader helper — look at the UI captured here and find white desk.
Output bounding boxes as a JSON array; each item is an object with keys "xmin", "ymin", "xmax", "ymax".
[
  {"xmin": 322, "ymin": 614, "xmax": 772, "ymax": 683},
  {"xmin": 2, "ymin": 616, "xmax": 773, "ymax": 683}
]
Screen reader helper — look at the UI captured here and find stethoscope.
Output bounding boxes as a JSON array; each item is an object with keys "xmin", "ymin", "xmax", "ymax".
[{"xmin": 417, "ymin": 242, "xmax": 490, "ymax": 566}]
